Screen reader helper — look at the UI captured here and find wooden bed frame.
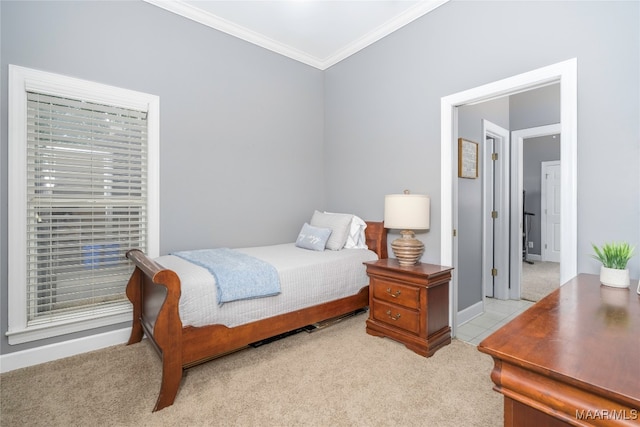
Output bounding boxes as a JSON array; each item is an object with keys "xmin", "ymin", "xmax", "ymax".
[{"xmin": 125, "ymin": 221, "xmax": 387, "ymax": 412}]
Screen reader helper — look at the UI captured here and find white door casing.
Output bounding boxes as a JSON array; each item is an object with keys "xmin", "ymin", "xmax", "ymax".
[
  {"xmin": 484, "ymin": 136, "xmax": 495, "ymax": 299},
  {"xmin": 482, "ymin": 120, "xmax": 510, "ymax": 300},
  {"xmin": 542, "ymin": 161, "xmax": 561, "ymax": 262}
]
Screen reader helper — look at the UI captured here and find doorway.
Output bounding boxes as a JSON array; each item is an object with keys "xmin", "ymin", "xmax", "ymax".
[
  {"xmin": 440, "ymin": 59, "xmax": 577, "ymax": 337},
  {"xmin": 510, "ymin": 124, "xmax": 561, "ymax": 300},
  {"xmin": 517, "ymin": 157, "xmax": 562, "ymax": 302}
]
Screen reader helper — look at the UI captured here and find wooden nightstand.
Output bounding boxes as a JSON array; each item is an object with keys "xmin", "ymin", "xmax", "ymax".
[{"xmin": 364, "ymin": 259, "xmax": 453, "ymax": 357}]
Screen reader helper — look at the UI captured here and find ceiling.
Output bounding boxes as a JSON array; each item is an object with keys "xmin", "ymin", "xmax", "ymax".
[{"xmin": 144, "ymin": 0, "xmax": 449, "ymax": 70}]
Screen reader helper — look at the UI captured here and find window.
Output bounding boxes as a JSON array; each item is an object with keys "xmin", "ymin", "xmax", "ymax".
[{"xmin": 7, "ymin": 66, "xmax": 159, "ymax": 344}]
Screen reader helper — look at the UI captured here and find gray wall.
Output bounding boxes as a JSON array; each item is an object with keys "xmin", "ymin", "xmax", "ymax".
[
  {"xmin": 523, "ymin": 135, "xmax": 561, "ymax": 256},
  {"xmin": 511, "ymin": 84, "xmax": 561, "ymax": 131},
  {"xmin": 1, "ymin": 1, "xmax": 324, "ymax": 354},
  {"xmin": 325, "ymin": 0, "xmax": 639, "ymax": 309}
]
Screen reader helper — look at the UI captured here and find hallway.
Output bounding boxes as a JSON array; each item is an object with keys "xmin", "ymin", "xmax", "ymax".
[{"xmin": 456, "ymin": 298, "xmax": 534, "ymax": 345}]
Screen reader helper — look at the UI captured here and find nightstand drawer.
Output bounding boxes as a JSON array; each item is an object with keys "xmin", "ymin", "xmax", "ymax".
[
  {"xmin": 371, "ymin": 300, "xmax": 420, "ymax": 334},
  {"xmin": 371, "ymin": 278, "xmax": 420, "ymax": 309}
]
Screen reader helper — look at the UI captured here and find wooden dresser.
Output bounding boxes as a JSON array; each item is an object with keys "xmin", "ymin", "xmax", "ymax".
[
  {"xmin": 479, "ymin": 274, "xmax": 640, "ymax": 426},
  {"xmin": 364, "ymin": 259, "xmax": 453, "ymax": 357}
]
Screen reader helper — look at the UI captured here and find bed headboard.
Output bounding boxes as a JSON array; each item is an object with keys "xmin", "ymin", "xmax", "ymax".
[{"xmin": 364, "ymin": 221, "xmax": 388, "ymax": 259}]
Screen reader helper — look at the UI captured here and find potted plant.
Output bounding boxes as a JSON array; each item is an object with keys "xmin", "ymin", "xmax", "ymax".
[{"xmin": 591, "ymin": 242, "xmax": 635, "ymax": 288}]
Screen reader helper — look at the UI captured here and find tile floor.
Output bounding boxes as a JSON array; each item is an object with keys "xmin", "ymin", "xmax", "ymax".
[{"xmin": 456, "ymin": 298, "xmax": 535, "ymax": 345}]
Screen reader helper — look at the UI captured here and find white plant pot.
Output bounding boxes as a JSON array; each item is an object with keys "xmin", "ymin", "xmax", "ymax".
[{"xmin": 599, "ymin": 266, "xmax": 630, "ymax": 288}]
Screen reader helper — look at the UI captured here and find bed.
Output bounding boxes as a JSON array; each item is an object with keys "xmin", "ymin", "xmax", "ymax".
[{"xmin": 125, "ymin": 214, "xmax": 388, "ymax": 412}]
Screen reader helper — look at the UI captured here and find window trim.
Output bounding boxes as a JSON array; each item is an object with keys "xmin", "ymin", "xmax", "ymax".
[{"xmin": 7, "ymin": 65, "xmax": 160, "ymax": 345}]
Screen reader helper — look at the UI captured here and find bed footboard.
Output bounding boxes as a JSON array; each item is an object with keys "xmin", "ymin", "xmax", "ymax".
[{"xmin": 125, "ymin": 249, "xmax": 184, "ymax": 412}]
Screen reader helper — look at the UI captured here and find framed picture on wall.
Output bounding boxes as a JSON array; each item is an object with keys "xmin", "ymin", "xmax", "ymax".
[{"xmin": 458, "ymin": 138, "xmax": 478, "ymax": 179}]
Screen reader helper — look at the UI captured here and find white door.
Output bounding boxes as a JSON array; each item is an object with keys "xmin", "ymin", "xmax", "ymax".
[
  {"xmin": 482, "ymin": 120, "xmax": 510, "ymax": 299},
  {"xmin": 542, "ymin": 161, "xmax": 561, "ymax": 262}
]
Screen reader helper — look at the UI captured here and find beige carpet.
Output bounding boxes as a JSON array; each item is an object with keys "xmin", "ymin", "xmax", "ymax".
[
  {"xmin": 1, "ymin": 313, "xmax": 502, "ymax": 427},
  {"xmin": 521, "ymin": 261, "xmax": 560, "ymax": 302}
]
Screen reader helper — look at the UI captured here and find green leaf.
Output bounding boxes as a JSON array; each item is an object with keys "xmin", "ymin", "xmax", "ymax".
[{"xmin": 591, "ymin": 242, "xmax": 635, "ymax": 269}]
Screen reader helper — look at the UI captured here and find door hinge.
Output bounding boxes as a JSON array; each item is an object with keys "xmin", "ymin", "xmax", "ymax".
[
  {"xmin": 492, "ymin": 153, "xmax": 498, "ymax": 161},
  {"xmin": 453, "ymin": 229, "xmax": 457, "ymax": 237},
  {"xmin": 491, "ymin": 268, "xmax": 498, "ymax": 277},
  {"xmin": 491, "ymin": 210, "xmax": 498, "ymax": 219}
]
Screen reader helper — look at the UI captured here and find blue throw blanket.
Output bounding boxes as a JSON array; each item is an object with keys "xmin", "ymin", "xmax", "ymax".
[{"xmin": 172, "ymin": 248, "xmax": 281, "ymax": 304}]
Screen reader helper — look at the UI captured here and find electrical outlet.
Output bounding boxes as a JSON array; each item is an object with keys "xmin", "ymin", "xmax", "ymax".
[{"xmin": 528, "ymin": 242, "xmax": 534, "ymax": 248}]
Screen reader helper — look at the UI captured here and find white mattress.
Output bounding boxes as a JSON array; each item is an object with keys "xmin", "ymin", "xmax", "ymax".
[{"xmin": 155, "ymin": 243, "xmax": 378, "ymax": 328}]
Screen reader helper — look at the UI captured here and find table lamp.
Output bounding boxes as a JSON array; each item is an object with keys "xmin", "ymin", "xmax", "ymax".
[{"xmin": 384, "ymin": 191, "xmax": 430, "ymax": 266}]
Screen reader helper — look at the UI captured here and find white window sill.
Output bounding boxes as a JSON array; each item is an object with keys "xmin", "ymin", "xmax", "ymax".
[{"xmin": 6, "ymin": 304, "xmax": 132, "ymax": 345}]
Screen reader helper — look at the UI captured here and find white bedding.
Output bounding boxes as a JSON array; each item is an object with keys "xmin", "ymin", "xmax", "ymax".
[{"xmin": 155, "ymin": 243, "xmax": 378, "ymax": 328}]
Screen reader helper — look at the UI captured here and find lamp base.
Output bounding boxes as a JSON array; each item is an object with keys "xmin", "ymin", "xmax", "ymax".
[{"xmin": 391, "ymin": 230, "xmax": 424, "ymax": 266}]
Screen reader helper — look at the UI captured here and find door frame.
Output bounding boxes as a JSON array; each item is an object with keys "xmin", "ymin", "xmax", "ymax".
[
  {"xmin": 510, "ymin": 124, "xmax": 561, "ymax": 299},
  {"xmin": 441, "ymin": 58, "xmax": 577, "ymax": 337},
  {"xmin": 482, "ymin": 120, "xmax": 510, "ymax": 301}
]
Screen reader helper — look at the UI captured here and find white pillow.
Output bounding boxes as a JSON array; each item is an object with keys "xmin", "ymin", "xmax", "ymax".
[
  {"xmin": 345, "ymin": 215, "xmax": 368, "ymax": 249},
  {"xmin": 323, "ymin": 212, "xmax": 368, "ymax": 249},
  {"xmin": 310, "ymin": 211, "xmax": 352, "ymax": 250}
]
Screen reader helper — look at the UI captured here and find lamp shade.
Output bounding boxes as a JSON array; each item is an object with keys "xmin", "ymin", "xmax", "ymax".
[{"xmin": 384, "ymin": 194, "xmax": 430, "ymax": 230}]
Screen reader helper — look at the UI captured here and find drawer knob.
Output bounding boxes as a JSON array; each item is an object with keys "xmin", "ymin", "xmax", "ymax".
[
  {"xmin": 386, "ymin": 310, "xmax": 401, "ymax": 321},
  {"xmin": 386, "ymin": 288, "xmax": 401, "ymax": 298}
]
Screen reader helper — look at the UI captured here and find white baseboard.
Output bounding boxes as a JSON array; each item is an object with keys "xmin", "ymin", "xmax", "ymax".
[
  {"xmin": 524, "ymin": 254, "xmax": 542, "ymax": 262},
  {"xmin": 457, "ymin": 300, "xmax": 484, "ymax": 327},
  {"xmin": 0, "ymin": 327, "xmax": 132, "ymax": 373}
]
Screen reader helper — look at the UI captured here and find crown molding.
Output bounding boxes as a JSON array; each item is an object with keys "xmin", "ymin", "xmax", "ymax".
[
  {"xmin": 321, "ymin": 0, "xmax": 449, "ymax": 69},
  {"xmin": 144, "ymin": 0, "xmax": 449, "ymax": 70}
]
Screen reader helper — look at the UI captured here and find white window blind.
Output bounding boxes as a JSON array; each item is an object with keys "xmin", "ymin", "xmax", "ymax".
[
  {"xmin": 8, "ymin": 65, "xmax": 159, "ymax": 345},
  {"xmin": 25, "ymin": 92, "xmax": 148, "ymax": 325}
]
